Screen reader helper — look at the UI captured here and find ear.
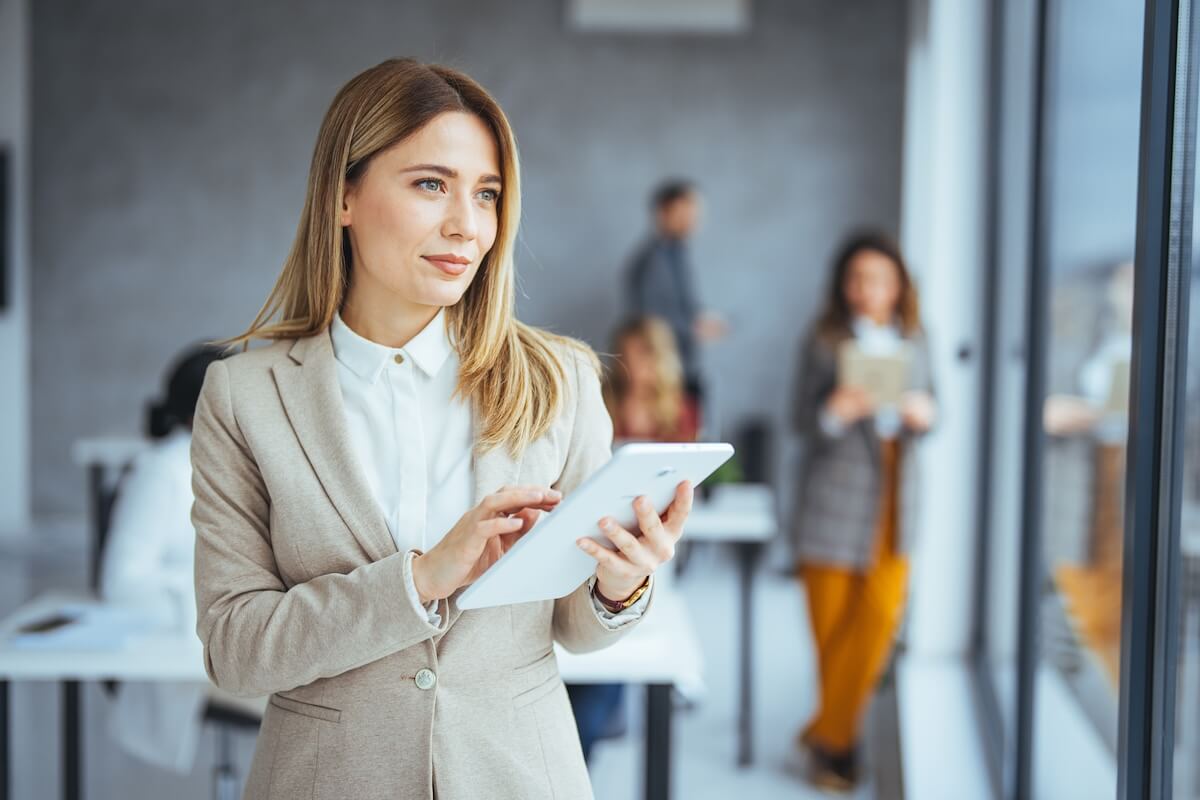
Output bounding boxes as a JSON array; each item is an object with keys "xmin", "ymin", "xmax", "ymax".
[{"xmin": 338, "ymin": 185, "xmax": 354, "ymax": 227}]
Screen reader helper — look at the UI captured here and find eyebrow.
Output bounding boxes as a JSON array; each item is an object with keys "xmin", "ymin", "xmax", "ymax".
[{"xmin": 401, "ymin": 164, "xmax": 502, "ymax": 185}]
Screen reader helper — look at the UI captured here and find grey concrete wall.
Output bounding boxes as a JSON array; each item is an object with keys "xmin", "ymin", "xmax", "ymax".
[
  {"xmin": 32, "ymin": 0, "xmax": 906, "ymax": 515},
  {"xmin": 1, "ymin": 0, "xmax": 31, "ymax": 535}
]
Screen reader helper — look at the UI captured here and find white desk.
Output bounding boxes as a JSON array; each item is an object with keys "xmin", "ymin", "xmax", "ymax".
[
  {"xmin": 681, "ymin": 483, "xmax": 777, "ymax": 767},
  {"xmin": 559, "ymin": 590, "xmax": 702, "ymax": 800},
  {"xmin": 685, "ymin": 484, "xmax": 777, "ymax": 542},
  {"xmin": 0, "ymin": 593, "xmax": 206, "ymax": 800},
  {"xmin": 0, "ymin": 590, "xmax": 702, "ymax": 800},
  {"xmin": 0, "ymin": 594, "xmax": 203, "ymax": 681}
]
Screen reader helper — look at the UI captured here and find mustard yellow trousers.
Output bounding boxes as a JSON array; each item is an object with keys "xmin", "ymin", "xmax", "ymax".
[{"xmin": 799, "ymin": 440, "xmax": 909, "ymax": 753}]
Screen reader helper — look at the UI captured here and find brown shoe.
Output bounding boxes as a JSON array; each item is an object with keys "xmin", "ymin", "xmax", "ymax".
[{"xmin": 797, "ymin": 734, "xmax": 860, "ymax": 793}]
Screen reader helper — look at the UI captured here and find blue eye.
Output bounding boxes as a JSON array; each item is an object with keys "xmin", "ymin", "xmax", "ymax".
[
  {"xmin": 416, "ymin": 178, "xmax": 444, "ymax": 192},
  {"xmin": 477, "ymin": 188, "xmax": 500, "ymax": 203}
]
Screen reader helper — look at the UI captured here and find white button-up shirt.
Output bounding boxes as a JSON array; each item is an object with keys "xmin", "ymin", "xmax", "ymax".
[
  {"xmin": 331, "ymin": 309, "xmax": 472, "ymax": 553},
  {"xmin": 330, "ymin": 310, "xmax": 645, "ymax": 625}
]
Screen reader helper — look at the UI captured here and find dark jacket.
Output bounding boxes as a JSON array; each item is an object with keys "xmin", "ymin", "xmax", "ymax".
[{"xmin": 626, "ymin": 236, "xmax": 700, "ymax": 382}]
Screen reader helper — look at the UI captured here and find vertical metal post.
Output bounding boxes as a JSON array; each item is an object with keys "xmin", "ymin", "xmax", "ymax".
[
  {"xmin": 1118, "ymin": 0, "xmax": 1197, "ymax": 797},
  {"xmin": 737, "ymin": 541, "xmax": 760, "ymax": 767},
  {"xmin": 62, "ymin": 681, "xmax": 80, "ymax": 800},
  {"xmin": 1, "ymin": 680, "xmax": 8, "ymax": 800},
  {"xmin": 645, "ymin": 684, "xmax": 672, "ymax": 800},
  {"xmin": 1013, "ymin": 0, "xmax": 1052, "ymax": 795}
]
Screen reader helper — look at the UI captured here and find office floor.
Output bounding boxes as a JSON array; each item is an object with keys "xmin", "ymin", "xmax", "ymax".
[
  {"xmin": 588, "ymin": 543, "xmax": 877, "ymax": 800},
  {"xmin": 0, "ymin": 524, "xmax": 879, "ymax": 800}
]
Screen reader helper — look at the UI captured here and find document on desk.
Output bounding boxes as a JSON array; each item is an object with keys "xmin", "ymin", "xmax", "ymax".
[
  {"xmin": 837, "ymin": 340, "xmax": 912, "ymax": 406},
  {"xmin": 7, "ymin": 604, "xmax": 166, "ymax": 651}
]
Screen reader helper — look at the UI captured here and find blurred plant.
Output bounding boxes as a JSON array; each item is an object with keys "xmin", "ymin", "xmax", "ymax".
[{"xmin": 699, "ymin": 453, "xmax": 743, "ymax": 499}]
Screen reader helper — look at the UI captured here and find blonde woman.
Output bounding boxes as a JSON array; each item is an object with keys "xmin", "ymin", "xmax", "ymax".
[
  {"xmin": 191, "ymin": 58, "xmax": 691, "ymax": 800},
  {"xmin": 602, "ymin": 315, "xmax": 701, "ymax": 443}
]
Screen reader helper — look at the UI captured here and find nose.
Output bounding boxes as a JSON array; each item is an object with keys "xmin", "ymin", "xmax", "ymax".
[{"xmin": 441, "ymin": 191, "xmax": 478, "ymax": 242}]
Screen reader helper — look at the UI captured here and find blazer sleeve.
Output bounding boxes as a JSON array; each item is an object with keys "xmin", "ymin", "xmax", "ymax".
[
  {"xmin": 901, "ymin": 332, "xmax": 939, "ymax": 439},
  {"xmin": 790, "ymin": 332, "xmax": 840, "ymax": 442},
  {"xmin": 191, "ymin": 360, "xmax": 445, "ymax": 698},
  {"xmin": 550, "ymin": 347, "xmax": 653, "ymax": 653}
]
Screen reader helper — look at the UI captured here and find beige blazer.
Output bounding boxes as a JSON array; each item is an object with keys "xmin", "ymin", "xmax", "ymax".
[{"xmin": 191, "ymin": 330, "xmax": 648, "ymax": 800}]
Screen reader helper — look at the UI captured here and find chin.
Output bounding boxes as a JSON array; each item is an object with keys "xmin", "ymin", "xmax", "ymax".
[{"xmin": 421, "ymin": 284, "xmax": 471, "ymax": 308}]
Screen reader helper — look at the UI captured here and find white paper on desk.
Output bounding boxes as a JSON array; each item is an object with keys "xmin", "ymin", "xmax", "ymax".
[{"xmin": 7, "ymin": 604, "xmax": 166, "ymax": 651}]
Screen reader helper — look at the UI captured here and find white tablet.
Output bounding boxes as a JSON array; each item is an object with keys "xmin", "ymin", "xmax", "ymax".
[{"xmin": 457, "ymin": 442, "xmax": 735, "ymax": 610}]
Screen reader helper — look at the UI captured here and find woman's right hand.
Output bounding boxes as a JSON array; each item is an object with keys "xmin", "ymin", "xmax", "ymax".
[
  {"xmin": 825, "ymin": 385, "xmax": 875, "ymax": 424},
  {"xmin": 411, "ymin": 486, "xmax": 562, "ymax": 603}
]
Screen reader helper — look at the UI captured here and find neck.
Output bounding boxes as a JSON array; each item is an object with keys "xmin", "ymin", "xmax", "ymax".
[
  {"xmin": 341, "ymin": 280, "xmax": 440, "ymax": 349},
  {"xmin": 858, "ymin": 311, "xmax": 894, "ymax": 327}
]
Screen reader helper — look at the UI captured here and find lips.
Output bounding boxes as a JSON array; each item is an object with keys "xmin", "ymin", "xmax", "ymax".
[{"xmin": 423, "ymin": 255, "xmax": 470, "ymax": 277}]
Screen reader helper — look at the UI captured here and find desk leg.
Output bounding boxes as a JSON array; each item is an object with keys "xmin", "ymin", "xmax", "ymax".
[
  {"xmin": 87, "ymin": 464, "xmax": 105, "ymax": 592},
  {"xmin": 644, "ymin": 684, "xmax": 672, "ymax": 800},
  {"xmin": 737, "ymin": 541, "xmax": 762, "ymax": 768},
  {"xmin": 2, "ymin": 680, "xmax": 9, "ymax": 800},
  {"xmin": 62, "ymin": 682, "xmax": 80, "ymax": 800}
]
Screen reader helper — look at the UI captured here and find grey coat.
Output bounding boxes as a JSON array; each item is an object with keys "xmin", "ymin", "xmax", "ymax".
[{"xmin": 788, "ymin": 328, "xmax": 936, "ymax": 570}]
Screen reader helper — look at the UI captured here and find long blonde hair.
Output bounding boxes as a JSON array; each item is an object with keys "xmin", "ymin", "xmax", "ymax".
[
  {"xmin": 224, "ymin": 58, "xmax": 594, "ymax": 456},
  {"xmin": 602, "ymin": 316, "xmax": 688, "ymax": 440}
]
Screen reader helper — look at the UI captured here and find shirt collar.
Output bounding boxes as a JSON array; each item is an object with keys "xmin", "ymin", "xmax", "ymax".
[
  {"xmin": 330, "ymin": 309, "xmax": 453, "ymax": 383},
  {"xmin": 852, "ymin": 315, "xmax": 899, "ymax": 337},
  {"xmin": 852, "ymin": 315, "xmax": 902, "ymax": 356}
]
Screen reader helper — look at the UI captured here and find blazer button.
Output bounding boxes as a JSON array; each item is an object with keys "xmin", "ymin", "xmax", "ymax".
[{"xmin": 415, "ymin": 668, "xmax": 437, "ymax": 690}]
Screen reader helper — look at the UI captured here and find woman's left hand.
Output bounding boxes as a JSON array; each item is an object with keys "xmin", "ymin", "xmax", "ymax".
[
  {"xmin": 900, "ymin": 391, "xmax": 938, "ymax": 433},
  {"xmin": 576, "ymin": 480, "xmax": 694, "ymax": 602}
]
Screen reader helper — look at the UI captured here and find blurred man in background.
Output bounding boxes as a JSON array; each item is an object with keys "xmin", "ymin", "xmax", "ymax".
[{"xmin": 625, "ymin": 180, "xmax": 728, "ymax": 402}]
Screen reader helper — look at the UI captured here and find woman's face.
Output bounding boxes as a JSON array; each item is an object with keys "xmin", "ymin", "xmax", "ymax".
[
  {"xmin": 340, "ymin": 111, "xmax": 502, "ymax": 314},
  {"xmin": 619, "ymin": 334, "xmax": 659, "ymax": 387},
  {"xmin": 842, "ymin": 249, "xmax": 902, "ymax": 323}
]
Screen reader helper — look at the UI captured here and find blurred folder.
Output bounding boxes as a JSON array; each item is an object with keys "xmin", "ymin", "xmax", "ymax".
[
  {"xmin": 1104, "ymin": 358, "xmax": 1130, "ymax": 414},
  {"xmin": 837, "ymin": 340, "xmax": 912, "ymax": 406}
]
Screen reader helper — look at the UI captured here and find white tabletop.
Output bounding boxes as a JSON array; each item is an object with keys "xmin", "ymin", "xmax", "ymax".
[
  {"xmin": 556, "ymin": 589, "xmax": 703, "ymax": 696},
  {"xmin": 0, "ymin": 594, "xmax": 206, "ymax": 681},
  {"xmin": 683, "ymin": 483, "xmax": 776, "ymax": 543},
  {"xmin": 0, "ymin": 591, "xmax": 704, "ymax": 695}
]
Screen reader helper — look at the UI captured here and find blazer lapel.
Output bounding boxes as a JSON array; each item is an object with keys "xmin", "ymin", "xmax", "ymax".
[
  {"xmin": 272, "ymin": 333, "xmax": 398, "ymax": 564},
  {"xmin": 471, "ymin": 421, "xmax": 525, "ymax": 504},
  {"xmin": 443, "ymin": 410, "xmax": 525, "ymax": 630}
]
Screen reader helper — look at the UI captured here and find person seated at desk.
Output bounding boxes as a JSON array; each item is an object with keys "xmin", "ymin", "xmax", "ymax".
[
  {"xmin": 567, "ymin": 315, "xmax": 700, "ymax": 763},
  {"xmin": 100, "ymin": 343, "xmax": 262, "ymax": 773},
  {"xmin": 100, "ymin": 345, "xmax": 222, "ymax": 629},
  {"xmin": 602, "ymin": 315, "xmax": 701, "ymax": 444}
]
